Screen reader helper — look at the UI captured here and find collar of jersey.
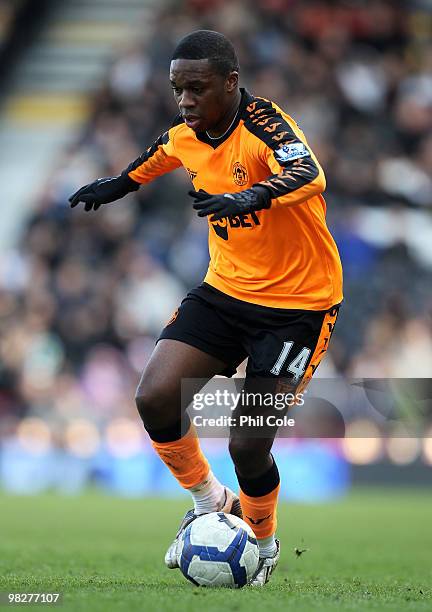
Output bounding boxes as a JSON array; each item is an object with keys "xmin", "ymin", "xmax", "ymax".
[{"xmin": 194, "ymin": 88, "xmax": 254, "ymax": 149}]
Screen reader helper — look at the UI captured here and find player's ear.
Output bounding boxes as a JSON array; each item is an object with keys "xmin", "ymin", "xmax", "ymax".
[{"xmin": 225, "ymin": 71, "xmax": 238, "ymax": 93}]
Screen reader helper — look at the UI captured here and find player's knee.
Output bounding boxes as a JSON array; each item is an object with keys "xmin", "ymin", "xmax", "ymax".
[
  {"xmin": 229, "ymin": 437, "xmax": 271, "ymax": 476},
  {"xmin": 134, "ymin": 381, "xmax": 175, "ymax": 430},
  {"xmin": 134, "ymin": 384, "xmax": 158, "ymax": 423}
]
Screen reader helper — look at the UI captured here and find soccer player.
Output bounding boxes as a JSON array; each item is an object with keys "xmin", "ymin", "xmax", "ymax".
[{"xmin": 69, "ymin": 30, "xmax": 343, "ymax": 586}]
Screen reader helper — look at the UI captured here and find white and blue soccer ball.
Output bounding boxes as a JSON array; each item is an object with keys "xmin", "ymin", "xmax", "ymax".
[{"xmin": 178, "ymin": 512, "xmax": 259, "ymax": 588}]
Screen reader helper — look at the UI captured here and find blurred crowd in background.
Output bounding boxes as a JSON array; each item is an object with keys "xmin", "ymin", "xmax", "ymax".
[
  {"xmin": 1, "ymin": 0, "xmax": 432, "ymax": 444},
  {"xmin": 0, "ymin": 0, "xmax": 21, "ymax": 51}
]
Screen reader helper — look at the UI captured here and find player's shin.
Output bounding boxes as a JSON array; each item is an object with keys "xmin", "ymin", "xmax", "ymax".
[
  {"xmin": 236, "ymin": 459, "xmax": 280, "ymax": 558},
  {"xmin": 147, "ymin": 416, "xmax": 225, "ymax": 513}
]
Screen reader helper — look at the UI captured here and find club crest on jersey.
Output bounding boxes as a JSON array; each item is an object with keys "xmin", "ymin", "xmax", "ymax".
[
  {"xmin": 232, "ymin": 162, "xmax": 248, "ymax": 186},
  {"xmin": 274, "ymin": 142, "xmax": 310, "ymax": 164}
]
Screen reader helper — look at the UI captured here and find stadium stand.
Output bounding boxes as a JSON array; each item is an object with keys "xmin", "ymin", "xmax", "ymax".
[{"xmin": 0, "ymin": 0, "xmax": 431, "ymax": 431}]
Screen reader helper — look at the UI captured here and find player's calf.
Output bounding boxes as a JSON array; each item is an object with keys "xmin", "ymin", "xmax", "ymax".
[{"xmin": 231, "ymin": 446, "xmax": 281, "ymax": 581}]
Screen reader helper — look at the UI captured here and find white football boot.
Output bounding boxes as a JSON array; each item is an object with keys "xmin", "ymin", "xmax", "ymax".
[
  {"xmin": 249, "ymin": 539, "xmax": 280, "ymax": 586},
  {"xmin": 164, "ymin": 487, "xmax": 242, "ymax": 569}
]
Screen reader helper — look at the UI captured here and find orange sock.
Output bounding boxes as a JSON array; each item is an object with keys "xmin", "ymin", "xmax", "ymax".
[
  {"xmin": 240, "ymin": 484, "xmax": 280, "ymax": 539},
  {"xmin": 151, "ymin": 426, "xmax": 210, "ymax": 489}
]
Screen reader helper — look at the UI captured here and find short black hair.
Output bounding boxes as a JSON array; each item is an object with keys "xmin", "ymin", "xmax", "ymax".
[{"xmin": 171, "ymin": 30, "xmax": 239, "ymax": 77}]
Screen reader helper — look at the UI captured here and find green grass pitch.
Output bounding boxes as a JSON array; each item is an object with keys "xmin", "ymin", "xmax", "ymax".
[{"xmin": 1, "ymin": 488, "xmax": 431, "ymax": 611}]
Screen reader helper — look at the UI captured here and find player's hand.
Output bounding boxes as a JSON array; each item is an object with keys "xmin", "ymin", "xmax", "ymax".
[
  {"xmin": 189, "ymin": 186, "xmax": 271, "ymax": 221},
  {"xmin": 69, "ymin": 174, "xmax": 139, "ymax": 211}
]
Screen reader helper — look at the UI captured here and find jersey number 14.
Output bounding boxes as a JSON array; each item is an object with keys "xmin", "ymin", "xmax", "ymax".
[{"xmin": 270, "ymin": 341, "xmax": 311, "ymax": 380}]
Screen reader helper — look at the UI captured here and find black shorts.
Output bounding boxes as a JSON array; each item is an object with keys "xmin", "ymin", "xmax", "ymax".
[{"xmin": 158, "ymin": 283, "xmax": 339, "ymax": 384}]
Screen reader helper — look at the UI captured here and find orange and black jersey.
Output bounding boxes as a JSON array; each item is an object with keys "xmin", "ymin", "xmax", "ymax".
[{"xmin": 127, "ymin": 89, "xmax": 343, "ymax": 310}]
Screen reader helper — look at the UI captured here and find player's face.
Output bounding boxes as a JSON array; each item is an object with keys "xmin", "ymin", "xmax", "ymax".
[{"xmin": 170, "ymin": 59, "xmax": 238, "ymax": 134}]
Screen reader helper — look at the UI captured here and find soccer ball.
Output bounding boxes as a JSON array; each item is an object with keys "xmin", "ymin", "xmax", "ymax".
[{"xmin": 178, "ymin": 512, "xmax": 259, "ymax": 588}]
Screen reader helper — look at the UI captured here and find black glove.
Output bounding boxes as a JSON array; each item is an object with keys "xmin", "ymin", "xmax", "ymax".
[
  {"xmin": 189, "ymin": 185, "xmax": 271, "ymax": 221},
  {"xmin": 69, "ymin": 174, "xmax": 139, "ymax": 211}
]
